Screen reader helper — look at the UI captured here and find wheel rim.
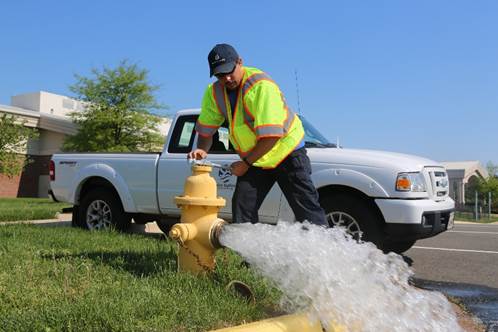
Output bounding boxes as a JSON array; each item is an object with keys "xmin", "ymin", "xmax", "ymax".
[
  {"xmin": 326, "ymin": 211, "xmax": 362, "ymax": 240},
  {"xmin": 86, "ymin": 200, "xmax": 112, "ymax": 230}
]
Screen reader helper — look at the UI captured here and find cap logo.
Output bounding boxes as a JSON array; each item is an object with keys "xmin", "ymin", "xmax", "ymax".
[{"xmin": 211, "ymin": 54, "xmax": 226, "ymax": 66}]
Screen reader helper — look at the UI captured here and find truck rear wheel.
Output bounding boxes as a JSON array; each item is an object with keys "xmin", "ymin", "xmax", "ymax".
[
  {"xmin": 77, "ymin": 188, "xmax": 131, "ymax": 231},
  {"xmin": 320, "ymin": 193, "xmax": 385, "ymax": 250}
]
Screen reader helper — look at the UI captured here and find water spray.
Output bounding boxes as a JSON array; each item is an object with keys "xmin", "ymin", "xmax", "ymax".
[{"xmin": 168, "ymin": 161, "xmax": 460, "ymax": 332}]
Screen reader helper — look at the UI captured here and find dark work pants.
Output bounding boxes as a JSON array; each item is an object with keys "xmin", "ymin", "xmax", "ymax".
[{"xmin": 232, "ymin": 147, "xmax": 328, "ymax": 226}]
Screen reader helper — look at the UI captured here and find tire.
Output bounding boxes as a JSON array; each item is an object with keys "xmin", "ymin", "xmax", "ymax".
[
  {"xmin": 77, "ymin": 188, "xmax": 131, "ymax": 231},
  {"xmin": 383, "ymin": 240, "xmax": 416, "ymax": 254},
  {"xmin": 320, "ymin": 193, "xmax": 385, "ymax": 249},
  {"xmin": 71, "ymin": 205, "xmax": 79, "ymax": 227}
]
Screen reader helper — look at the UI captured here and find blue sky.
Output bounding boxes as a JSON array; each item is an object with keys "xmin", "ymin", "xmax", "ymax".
[{"xmin": 1, "ymin": 1, "xmax": 497, "ymax": 167}]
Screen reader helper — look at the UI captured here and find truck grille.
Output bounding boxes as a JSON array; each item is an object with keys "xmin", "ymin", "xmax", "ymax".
[{"xmin": 424, "ymin": 167, "xmax": 449, "ymax": 201}]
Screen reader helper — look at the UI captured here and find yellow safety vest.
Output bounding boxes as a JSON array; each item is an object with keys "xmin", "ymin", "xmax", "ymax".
[{"xmin": 196, "ymin": 67, "xmax": 304, "ymax": 168}]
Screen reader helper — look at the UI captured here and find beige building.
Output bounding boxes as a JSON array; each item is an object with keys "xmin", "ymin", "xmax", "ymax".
[
  {"xmin": 0, "ymin": 91, "xmax": 170, "ymax": 198},
  {"xmin": 441, "ymin": 161, "xmax": 489, "ymax": 207},
  {"xmin": 0, "ymin": 92, "xmax": 79, "ymax": 197}
]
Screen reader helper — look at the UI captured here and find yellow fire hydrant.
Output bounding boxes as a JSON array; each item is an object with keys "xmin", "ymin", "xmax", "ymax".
[
  {"xmin": 169, "ymin": 164, "xmax": 347, "ymax": 332},
  {"xmin": 169, "ymin": 164, "xmax": 226, "ymax": 274}
]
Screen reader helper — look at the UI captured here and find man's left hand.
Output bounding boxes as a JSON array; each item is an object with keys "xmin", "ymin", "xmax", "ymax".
[{"xmin": 230, "ymin": 161, "xmax": 250, "ymax": 176}]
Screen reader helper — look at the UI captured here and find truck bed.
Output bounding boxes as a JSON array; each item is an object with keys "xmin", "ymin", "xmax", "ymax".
[{"xmin": 50, "ymin": 153, "xmax": 162, "ymax": 214}]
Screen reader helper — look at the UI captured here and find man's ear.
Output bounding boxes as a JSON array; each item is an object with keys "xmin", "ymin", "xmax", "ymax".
[{"xmin": 237, "ymin": 58, "xmax": 243, "ymax": 65}]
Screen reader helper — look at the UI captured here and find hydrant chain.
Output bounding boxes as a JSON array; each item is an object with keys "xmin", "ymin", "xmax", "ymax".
[{"xmin": 177, "ymin": 239, "xmax": 214, "ymax": 274}]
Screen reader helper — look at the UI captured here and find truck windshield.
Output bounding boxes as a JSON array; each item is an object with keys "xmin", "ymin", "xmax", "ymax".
[{"xmin": 300, "ymin": 116, "xmax": 336, "ymax": 148}]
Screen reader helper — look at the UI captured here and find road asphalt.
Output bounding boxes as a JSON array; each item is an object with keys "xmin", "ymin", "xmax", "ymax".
[{"xmin": 406, "ymin": 222, "xmax": 498, "ymax": 330}]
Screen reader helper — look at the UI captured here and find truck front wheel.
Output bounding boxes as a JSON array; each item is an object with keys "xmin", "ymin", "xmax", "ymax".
[
  {"xmin": 320, "ymin": 194, "xmax": 385, "ymax": 250},
  {"xmin": 77, "ymin": 188, "xmax": 131, "ymax": 231}
]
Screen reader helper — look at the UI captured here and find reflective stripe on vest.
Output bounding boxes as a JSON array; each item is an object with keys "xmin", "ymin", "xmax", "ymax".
[
  {"xmin": 241, "ymin": 73, "xmax": 297, "ymax": 137},
  {"xmin": 212, "ymin": 80, "xmax": 243, "ymax": 151},
  {"xmin": 195, "ymin": 121, "xmax": 219, "ymax": 137},
  {"xmin": 240, "ymin": 73, "xmax": 272, "ymax": 129},
  {"xmin": 283, "ymin": 108, "xmax": 296, "ymax": 133},
  {"xmin": 212, "ymin": 82, "xmax": 228, "ymax": 119}
]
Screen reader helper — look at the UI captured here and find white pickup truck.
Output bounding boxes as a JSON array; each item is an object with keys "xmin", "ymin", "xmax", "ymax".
[{"xmin": 49, "ymin": 109, "xmax": 454, "ymax": 253}]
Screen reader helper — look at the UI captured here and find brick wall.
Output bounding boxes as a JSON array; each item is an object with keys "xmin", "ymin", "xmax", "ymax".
[
  {"xmin": 0, "ymin": 155, "xmax": 51, "ymax": 198},
  {"xmin": 0, "ymin": 174, "xmax": 22, "ymax": 197}
]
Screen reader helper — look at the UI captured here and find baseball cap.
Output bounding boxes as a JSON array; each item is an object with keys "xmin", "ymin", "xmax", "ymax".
[{"xmin": 208, "ymin": 43, "xmax": 239, "ymax": 77}]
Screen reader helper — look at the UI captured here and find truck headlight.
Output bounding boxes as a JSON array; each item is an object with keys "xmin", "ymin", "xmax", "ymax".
[{"xmin": 396, "ymin": 172, "xmax": 426, "ymax": 192}]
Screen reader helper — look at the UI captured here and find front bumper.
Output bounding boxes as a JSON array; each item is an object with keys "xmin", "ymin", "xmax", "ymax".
[
  {"xmin": 375, "ymin": 198, "xmax": 455, "ymax": 241},
  {"xmin": 383, "ymin": 209, "xmax": 454, "ymax": 241}
]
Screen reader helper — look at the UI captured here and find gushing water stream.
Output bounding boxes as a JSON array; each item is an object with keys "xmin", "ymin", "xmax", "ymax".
[{"xmin": 219, "ymin": 222, "xmax": 463, "ymax": 332}]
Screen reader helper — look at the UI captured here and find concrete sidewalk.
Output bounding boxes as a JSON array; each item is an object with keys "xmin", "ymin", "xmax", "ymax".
[{"xmin": 0, "ymin": 213, "xmax": 164, "ymax": 233}]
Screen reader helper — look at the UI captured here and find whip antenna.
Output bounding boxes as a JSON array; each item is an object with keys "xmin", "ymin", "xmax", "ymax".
[{"xmin": 294, "ymin": 69, "xmax": 302, "ymax": 114}]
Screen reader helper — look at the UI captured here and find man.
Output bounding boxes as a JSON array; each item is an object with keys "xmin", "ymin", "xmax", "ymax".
[{"xmin": 188, "ymin": 43, "xmax": 327, "ymax": 227}]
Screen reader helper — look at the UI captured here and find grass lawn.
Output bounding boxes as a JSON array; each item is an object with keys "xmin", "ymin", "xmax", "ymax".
[
  {"xmin": 0, "ymin": 225, "xmax": 281, "ymax": 332},
  {"xmin": 0, "ymin": 198, "xmax": 71, "ymax": 222}
]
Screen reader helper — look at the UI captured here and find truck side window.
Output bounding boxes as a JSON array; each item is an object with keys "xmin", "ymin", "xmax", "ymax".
[
  {"xmin": 168, "ymin": 115, "xmax": 197, "ymax": 153},
  {"xmin": 168, "ymin": 116, "xmax": 235, "ymax": 154}
]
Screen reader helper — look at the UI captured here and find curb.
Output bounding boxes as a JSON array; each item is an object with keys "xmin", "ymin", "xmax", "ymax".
[
  {"xmin": 0, "ymin": 220, "xmax": 71, "ymax": 227},
  {"xmin": 455, "ymin": 220, "xmax": 498, "ymax": 225},
  {"xmin": 0, "ymin": 213, "xmax": 72, "ymax": 226}
]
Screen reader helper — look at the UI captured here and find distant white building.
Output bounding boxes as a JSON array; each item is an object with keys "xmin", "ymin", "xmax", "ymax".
[
  {"xmin": 441, "ymin": 161, "xmax": 489, "ymax": 206},
  {"xmin": 0, "ymin": 91, "xmax": 170, "ymax": 198}
]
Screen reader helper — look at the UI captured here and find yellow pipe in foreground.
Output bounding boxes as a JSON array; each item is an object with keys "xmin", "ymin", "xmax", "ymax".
[
  {"xmin": 209, "ymin": 312, "xmax": 348, "ymax": 332},
  {"xmin": 169, "ymin": 164, "xmax": 226, "ymax": 274}
]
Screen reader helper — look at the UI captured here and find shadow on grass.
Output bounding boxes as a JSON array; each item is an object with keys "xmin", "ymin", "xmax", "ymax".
[{"xmin": 40, "ymin": 248, "xmax": 178, "ymax": 277}]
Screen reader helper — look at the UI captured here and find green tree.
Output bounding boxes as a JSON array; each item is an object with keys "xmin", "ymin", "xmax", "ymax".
[
  {"xmin": 63, "ymin": 61, "xmax": 167, "ymax": 152},
  {"xmin": 486, "ymin": 161, "xmax": 498, "ymax": 177},
  {"xmin": 0, "ymin": 114, "xmax": 38, "ymax": 177},
  {"xmin": 477, "ymin": 161, "xmax": 498, "ymax": 212}
]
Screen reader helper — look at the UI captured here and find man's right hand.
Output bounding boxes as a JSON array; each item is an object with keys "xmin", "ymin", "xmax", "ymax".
[{"xmin": 188, "ymin": 149, "xmax": 208, "ymax": 160}]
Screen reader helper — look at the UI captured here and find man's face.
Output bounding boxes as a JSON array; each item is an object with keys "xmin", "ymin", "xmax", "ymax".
[{"xmin": 215, "ymin": 59, "xmax": 243, "ymax": 90}]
